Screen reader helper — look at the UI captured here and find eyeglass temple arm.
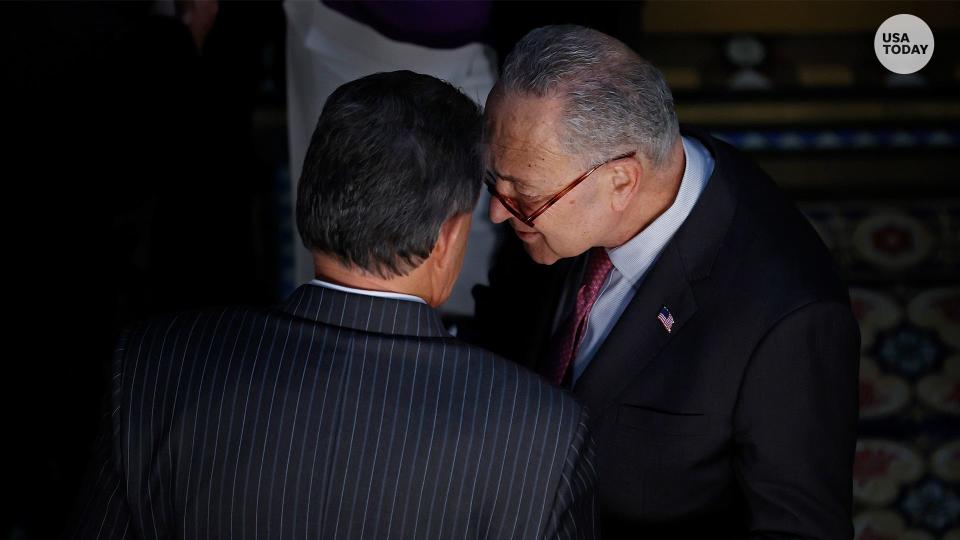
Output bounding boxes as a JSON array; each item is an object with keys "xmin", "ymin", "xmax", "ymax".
[{"xmin": 523, "ymin": 162, "xmax": 604, "ymax": 225}]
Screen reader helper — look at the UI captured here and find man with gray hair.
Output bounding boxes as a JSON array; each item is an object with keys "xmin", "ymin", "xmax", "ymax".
[{"xmin": 467, "ymin": 25, "xmax": 859, "ymax": 538}]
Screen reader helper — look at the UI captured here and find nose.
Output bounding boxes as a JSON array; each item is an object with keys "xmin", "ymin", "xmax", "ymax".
[{"xmin": 489, "ymin": 195, "xmax": 511, "ymax": 224}]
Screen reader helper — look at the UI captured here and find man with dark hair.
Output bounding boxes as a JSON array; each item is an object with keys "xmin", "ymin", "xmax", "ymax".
[
  {"xmin": 467, "ymin": 26, "xmax": 860, "ymax": 538},
  {"xmin": 71, "ymin": 71, "xmax": 597, "ymax": 539}
]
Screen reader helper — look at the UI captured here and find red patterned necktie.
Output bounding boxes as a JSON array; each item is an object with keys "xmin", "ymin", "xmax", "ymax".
[{"xmin": 545, "ymin": 247, "xmax": 614, "ymax": 386}]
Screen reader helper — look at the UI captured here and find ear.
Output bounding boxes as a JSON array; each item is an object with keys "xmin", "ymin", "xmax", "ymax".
[
  {"xmin": 608, "ymin": 157, "xmax": 643, "ymax": 212},
  {"xmin": 431, "ymin": 212, "xmax": 472, "ymax": 272},
  {"xmin": 423, "ymin": 212, "xmax": 472, "ymax": 307}
]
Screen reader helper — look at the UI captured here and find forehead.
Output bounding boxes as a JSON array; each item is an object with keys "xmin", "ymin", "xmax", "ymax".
[{"xmin": 486, "ymin": 94, "xmax": 573, "ymax": 182}]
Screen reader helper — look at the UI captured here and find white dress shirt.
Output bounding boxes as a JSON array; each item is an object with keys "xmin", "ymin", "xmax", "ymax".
[{"xmin": 309, "ymin": 279, "xmax": 427, "ymax": 304}]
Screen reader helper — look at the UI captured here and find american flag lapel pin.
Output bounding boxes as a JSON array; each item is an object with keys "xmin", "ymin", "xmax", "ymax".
[{"xmin": 657, "ymin": 306, "xmax": 675, "ymax": 333}]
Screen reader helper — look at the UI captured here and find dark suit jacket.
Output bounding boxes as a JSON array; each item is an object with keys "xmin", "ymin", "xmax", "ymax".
[
  {"xmin": 70, "ymin": 285, "xmax": 598, "ymax": 539},
  {"xmin": 465, "ymin": 128, "xmax": 861, "ymax": 539}
]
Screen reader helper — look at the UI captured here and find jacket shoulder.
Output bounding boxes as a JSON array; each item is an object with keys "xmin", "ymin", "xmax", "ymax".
[
  {"xmin": 120, "ymin": 304, "xmax": 263, "ymax": 341},
  {"xmin": 455, "ymin": 340, "xmax": 585, "ymax": 420},
  {"xmin": 709, "ymin": 136, "xmax": 850, "ymax": 307},
  {"xmin": 113, "ymin": 305, "xmax": 271, "ymax": 374}
]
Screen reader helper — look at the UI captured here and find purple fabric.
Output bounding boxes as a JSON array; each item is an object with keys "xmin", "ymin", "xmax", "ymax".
[{"xmin": 323, "ymin": 0, "xmax": 491, "ymax": 49}]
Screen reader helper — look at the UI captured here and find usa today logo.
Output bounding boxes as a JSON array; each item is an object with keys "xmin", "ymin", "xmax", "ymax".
[{"xmin": 875, "ymin": 14, "xmax": 934, "ymax": 74}]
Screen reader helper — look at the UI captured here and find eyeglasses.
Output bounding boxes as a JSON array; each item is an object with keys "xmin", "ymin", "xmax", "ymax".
[{"xmin": 484, "ymin": 151, "xmax": 637, "ymax": 226}]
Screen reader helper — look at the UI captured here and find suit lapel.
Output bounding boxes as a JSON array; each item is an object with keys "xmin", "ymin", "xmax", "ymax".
[
  {"xmin": 573, "ymin": 234, "xmax": 698, "ymax": 414},
  {"xmin": 571, "ymin": 127, "xmax": 741, "ymax": 413}
]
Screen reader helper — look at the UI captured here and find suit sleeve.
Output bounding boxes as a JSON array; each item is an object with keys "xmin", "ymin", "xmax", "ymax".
[
  {"xmin": 542, "ymin": 408, "xmax": 600, "ymax": 540},
  {"xmin": 66, "ymin": 332, "xmax": 134, "ymax": 539},
  {"xmin": 733, "ymin": 301, "xmax": 860, "ymax": 539}
]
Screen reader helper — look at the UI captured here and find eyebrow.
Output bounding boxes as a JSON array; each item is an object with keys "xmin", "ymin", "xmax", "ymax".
[{"xmin": 488, "ymin": 167, "xmax": 533, "ymax": 188}]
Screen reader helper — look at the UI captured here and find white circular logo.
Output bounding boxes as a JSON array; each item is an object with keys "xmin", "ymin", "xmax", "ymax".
[{"xmin": 875, "ymin": 14, "xmax": 934, "ymax": 74}]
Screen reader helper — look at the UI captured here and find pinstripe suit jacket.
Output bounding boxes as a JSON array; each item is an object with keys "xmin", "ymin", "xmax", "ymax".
[{"xmin": 71, "ymin": 284, "xmax": 597, "ymax": 539}]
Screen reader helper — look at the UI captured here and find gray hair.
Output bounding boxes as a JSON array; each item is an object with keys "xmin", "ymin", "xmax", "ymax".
[{"xmin": 497, "ymin": 25, "xmax": 679, "ymax": 168}]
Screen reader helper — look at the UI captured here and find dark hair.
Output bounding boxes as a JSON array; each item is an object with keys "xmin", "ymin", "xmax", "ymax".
[{"xmin": 296, "ymin": 71, "xmax": 483, "ymax": 278}]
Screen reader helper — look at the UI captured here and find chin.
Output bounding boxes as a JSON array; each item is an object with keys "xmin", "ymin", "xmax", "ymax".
[{"xmin": 521, "ymin": 241, "xmax": 563, "ymax": 266}]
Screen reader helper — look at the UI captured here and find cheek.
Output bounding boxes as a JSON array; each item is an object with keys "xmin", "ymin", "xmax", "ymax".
[
  {"xmin": 559, "ymin": 195, "xmax": 600, "ymax": 232},
  {"xmin": 529, "ymin": 197, "xmax": 601, "ymax": 261},
  {"xmin": 543, "ymin": 214, "xmax": 594, "ymax": 251}
]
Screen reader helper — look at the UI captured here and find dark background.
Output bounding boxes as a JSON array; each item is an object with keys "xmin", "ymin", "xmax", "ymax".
[{"xmin": 4, "ymin": 1, "xmax": 958, "ymax": 538}]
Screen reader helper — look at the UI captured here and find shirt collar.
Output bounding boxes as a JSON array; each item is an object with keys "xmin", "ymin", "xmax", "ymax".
[
  {"xmin": 309, "ymin": 279, "xmax": 428, "ymax": 304},
  {"xmin": 280, "ymin": 284, "xmax": 448, "ymax": 338},
  {"xmin": 607, "ymin": 135, "xmax": 714, "ymax": 287}
]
